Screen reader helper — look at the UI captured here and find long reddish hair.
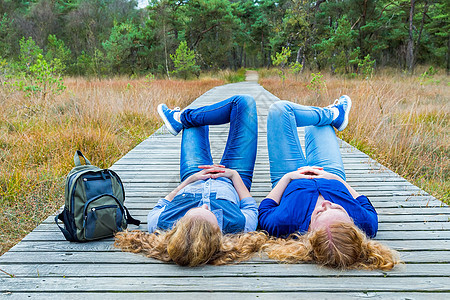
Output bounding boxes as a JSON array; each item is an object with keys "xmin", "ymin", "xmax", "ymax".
[{"xmin": 263, "ymin": 222, "xmax": 400, "ymax": 270}]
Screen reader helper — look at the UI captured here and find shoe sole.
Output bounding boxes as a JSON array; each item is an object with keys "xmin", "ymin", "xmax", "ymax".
[
  {"xmin": 157, "ymin": 104, "xmax": 180, "ymax": 136},
  {"xmin": 337, "ymin": 96, "xmax": 352, "ymax": 131}
]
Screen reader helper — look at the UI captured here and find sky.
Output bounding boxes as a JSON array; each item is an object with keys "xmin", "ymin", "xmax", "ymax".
[{"xmin": 136, "ymin": 0, "xmax": 148, "ymax": 9}]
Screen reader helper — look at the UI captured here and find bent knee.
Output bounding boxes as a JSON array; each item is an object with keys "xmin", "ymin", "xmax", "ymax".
[
  {"xmin": 268, "ymin": 100, "xmax": 292, "ymax": 117},
  {"xmin": 233, "ymin": 94, "xmax": 256, "ymax": 109}
]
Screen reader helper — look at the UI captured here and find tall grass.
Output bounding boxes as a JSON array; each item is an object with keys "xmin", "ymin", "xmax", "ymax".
[
  {"xmin": 201, "ymin": 68, "xmax": 247, "ymax": 83},
  {"xmin": 0, "ymin": 77, "xmax": 224, "ymax": 255},
  {"xmin": 259, "ymin": 70, "xmax": 449, "ymax": 204}
]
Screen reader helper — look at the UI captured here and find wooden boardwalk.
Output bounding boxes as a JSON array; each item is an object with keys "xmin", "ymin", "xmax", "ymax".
[{"xmin": 1, "ymin": 80, "xmax": 449, "ymax": 299}]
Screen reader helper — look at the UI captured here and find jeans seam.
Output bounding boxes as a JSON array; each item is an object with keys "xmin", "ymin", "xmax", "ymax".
[
  {"xmin": 223, "ymin": 99, "xmax": 255, "ymax": 188},
  {"xmin": 287, "ymin": 105, "xmax": 304, "ymax": 160},
  {"xmin": 222, "ymin": 100, "xmax": 239, "ymax": 167}
]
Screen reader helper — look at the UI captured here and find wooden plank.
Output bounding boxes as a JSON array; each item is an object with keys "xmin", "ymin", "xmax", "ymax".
[
  {"xmin": 0, "ymin": 263, "xmax": 448, "ymax": 278},
  {"xmin": 129, "ymin": 178, "xmax": 416, "ymax": 185},
  {"xmin": 107, "ymin": 181, "xmax": 422, "ymax": 188},
  {"xmin": 112, "ymin": 163, "xmax": 395, "ymax": 170},
  {"xmin": 41, "ymin": 213, "xmax": 450, "ymax": 225},
  {"xmin": 118, "ymin": 178, "xmax": 430, "ymax": 187},
  {"xmin": 45, "ymin": 213, "xmax": 450, "ymax": 224},
  {"xmin": 2, "ymin": 250, "xmax": 449, "ymax": 264},
  {"xmin": 46, "ymin": 204, "xmax": 450, "ymax": 219},
  {"xmin": 18, "ymin": 230, "xmax": 450, "ymax": 242},
  {"xmin": 2, "ymin": 292, "xmax": 449, "ymax": 300},
  {"xmin": 121, "ymin": 191, "xmax": 429, "ymax": 198},
  {"xmin": 30, "ymin": 221, "xmax": 450, "ymax": 232},
  {"xmin": 119, "ymin": 195, "xmax": 440, "ymax": 203},
  {"xmin": 112, "ymin": 159, "xmax": 385, "ymax": 166},
  {"xmin": 46, "ymin": 209, "xmax": 450, "ymax": 220},
  {"xmin": 1, "ymin": 277, "xmax": 449, "ymax": 292},
  {"xmin": 119, "ymin": 186, "xmax": 424, "ymax": 194},
  {"xmin": 7, "ymin": 240, "xmax": 450, "ymax": 253},
  {"xmin": 112, "ymin": 167, "xmax": 413, "ymax": 173},
  {"xmin": 117, "ymin": 183, "xmax": 422, "ymax": 192},
  {"xmin": 113, "ymin": 200, "xmax": 446, "ymax": 209}
]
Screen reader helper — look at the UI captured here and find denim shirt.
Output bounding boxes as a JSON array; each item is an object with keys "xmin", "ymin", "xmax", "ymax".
[{"xmin": 147, "ymin": 177, "xmax": 258, "ymax": 234}]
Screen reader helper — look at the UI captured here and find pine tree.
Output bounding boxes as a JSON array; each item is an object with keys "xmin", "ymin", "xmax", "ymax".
[{"xmin": 170, "ymin": 41, "xmax": 200, "ymax": 79}]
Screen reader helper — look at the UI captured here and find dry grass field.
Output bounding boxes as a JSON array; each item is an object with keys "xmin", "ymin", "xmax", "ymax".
[
  {"xmin": 259, "ymin": 69, "xmax": 449, "ymax": 206},
  {"xmin": 0, "ymin": 77, "xmax": 224, "ymax": 255}
]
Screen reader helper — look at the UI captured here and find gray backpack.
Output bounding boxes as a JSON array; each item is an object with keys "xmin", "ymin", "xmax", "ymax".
[{"xmin": 55, "ymin": 151, "xmax": 140, "ymax": 242}]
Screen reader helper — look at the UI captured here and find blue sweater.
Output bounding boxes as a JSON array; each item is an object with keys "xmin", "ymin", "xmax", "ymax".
[{"xmin": 258, "ymin": 178, "xmax": 378, "ymax": 238}]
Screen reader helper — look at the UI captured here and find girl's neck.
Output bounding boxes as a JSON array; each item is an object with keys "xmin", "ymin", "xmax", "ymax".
[{"xmin": 315, "ymin": 193, "xmax": 326, "ymax": 209}]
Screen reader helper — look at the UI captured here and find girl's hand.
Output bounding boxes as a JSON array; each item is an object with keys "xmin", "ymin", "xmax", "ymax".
[
  {"xmin": 198, "ymin": 165, "xmax": 250, "ymax": 200},
  {"xmin": 166, "ymin": 165, "xmax": 238, "ymax": 201},
  {"xmin": 297, "ymin": 166, "xmax": 323, "ymax": 176},
  {"xmin": 190, "ymin": 169, "xmax": 217, "ymax": 181},
  {"xmin": 198, "ymin": 165, "xmax": 237, "ymax": 179},
  {"xmin": 285, "ymin": 171, "xmax": 314, "ymax": 180},
  {"xmin": 198, "ymin": 164, "xmax": 226, "ymax": 170},
  {"xmin": 297, "ymin": 166, "xmax": 339, "ymax": 180},
  {"xmin": 188, "ymin": 168, "xmax": 221, "ymax": 181}
]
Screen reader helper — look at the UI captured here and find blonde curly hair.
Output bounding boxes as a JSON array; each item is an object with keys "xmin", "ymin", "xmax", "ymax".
[
  {"xmin": 263, "ymin": 222, "xmax": 400, "ymax": 270},
  {"xmin": 114, "ymin": 216, "xmax": 268, "ymax": 267}
]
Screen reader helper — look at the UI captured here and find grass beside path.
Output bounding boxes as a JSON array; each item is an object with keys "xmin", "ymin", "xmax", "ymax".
[
  {"xmin": 259, "ymin": 71, "xmax": 449, "ymax": 205},
  {"xmin": 0, "ymin": 78, "xmax": 224, "ymax": 255}
]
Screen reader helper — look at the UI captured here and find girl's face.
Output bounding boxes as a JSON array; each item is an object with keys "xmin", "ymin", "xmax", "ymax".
[
  {"xmin": 309, "ymin": 200, "xmax": 352, "ymax": 231},
  {"xmin": 185, "ymin": 204, "xmax": 219, "ymax": 227}
]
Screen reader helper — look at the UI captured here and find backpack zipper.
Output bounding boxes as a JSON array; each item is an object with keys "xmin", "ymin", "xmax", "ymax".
[{"xmin": 83, "ymin": 194, "xmax": 125, "ymax": 221}]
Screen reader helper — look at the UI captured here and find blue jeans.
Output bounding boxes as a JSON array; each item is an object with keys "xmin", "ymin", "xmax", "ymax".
[
  {"xmin": 180, "ymin": 95, "xmax": 258, "ymax": 190},
  {"xmin": 267, "ymin": 100, "xmax": 345, "ymax": 187}
]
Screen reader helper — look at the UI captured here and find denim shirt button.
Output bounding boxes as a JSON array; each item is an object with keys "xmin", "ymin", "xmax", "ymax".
[{"xmin": 182, "ymin": 194, "xmax": 185, "ymax": 197}]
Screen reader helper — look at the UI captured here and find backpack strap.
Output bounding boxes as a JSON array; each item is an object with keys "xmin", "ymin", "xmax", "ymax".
[
  {"xmin": 74, "ymin": 150, "xmax": 91, "ymax": 166},
  {"xmin": 124, "ymin": 206, "xmax": 141, "ymax": 226},
  {"xmin": 55, "ymin": 213, "xmax": 75, "ymax": 242}
]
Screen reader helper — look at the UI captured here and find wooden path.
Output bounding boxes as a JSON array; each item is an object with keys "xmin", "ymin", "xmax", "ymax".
[{"xmin": 1, "ymin": 79, "xmax": 449, "ymax": 299}]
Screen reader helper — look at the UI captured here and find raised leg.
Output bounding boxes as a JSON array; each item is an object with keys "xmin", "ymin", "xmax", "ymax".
[
  {"xmin": 267, "ymin": 100, "xmax": 335, "ymax": 187},
  {"xmin": 218, "ymin": 95, "xmax": 257, "ymax": 190},
  {"xmin": 305, "ymin": 126, "xmax": 346, "ymax": 180},
  {"xmin": 180, "ymin": 95, "xmax": 257, "ymax": 189},
  {"xmin": 180, "ymin": 126, "xmax": 213, "ymax": 182}
]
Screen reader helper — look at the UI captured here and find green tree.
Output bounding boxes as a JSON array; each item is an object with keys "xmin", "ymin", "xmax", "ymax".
[
  {"xmin": 271, "ymin": 46, "xmax": 291, "ymax": 81},
  {"xmin": 0, "ymin": 13, "xmax": 16, "ymax": 59},
  {"xmin": 102, "ymin": 20, "xmax": 141, "ymax": 74},
  {"xmin": 23, "ymin": 53, "xmax": 66, "ymax": 101},
  {"xmin": 279, "ymin": 0, "xmax": 313, "ymax": 69},
  {"xmin": 19, "ymin": 0, "xmax": 59, "ymax": 48},
  {"xmin": 74, "ymin": 48, "xmax": 106, "ymax": 78},
  {"xmin": 17, "ymin": 36, "xmax": 44, "ymax": 73},
  {"xmin": 13, "ymin": 37, "xmax": 66, "ymax": 102},
  {"xmin": 307, "ymin": 72, "xmax": 327, "ymax": 97},
  {"xmin": 64, "ymin": 0, "xmax": 139, "ymax": 58},
  {"xmin": 290, "ymin": 61, "xmax": 303, "ymax": 79},
  {"xmin": 253, "ymin": 0, "xmax": 289, "ymax": 68},
  {"xmin": 185, "ymin": 0, "xmax": 238, "ymax": 69},
  {"xmin": 314, "ymin": 16, "xmax": 359, "ymax": 74},
  {"xmin": 144, "ymin": 0, "xmax": 183, "ymax": 77},
  {"xmin": 45, "ymin": 34, "xmax": 71, "ymax": 72},
  {"xmin": 357, "ymin": 54, "xmax": 375, "ymax": 78},
  {"xmin": 170, "ymin": 41, "xmax": 200, "ymax": 79},
  {"xmin": 422, "ymin": 0, "xmax": 449, "ymax": 72}
]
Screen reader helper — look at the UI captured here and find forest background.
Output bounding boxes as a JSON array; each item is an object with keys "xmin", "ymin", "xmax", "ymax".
[
  {"xmin": 0, "ymin": 0, "xmax": 448, "ymax": 76},
  {"xmin": 0, "ymin": 0, "xmax": 448, "ymax": 256}
]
